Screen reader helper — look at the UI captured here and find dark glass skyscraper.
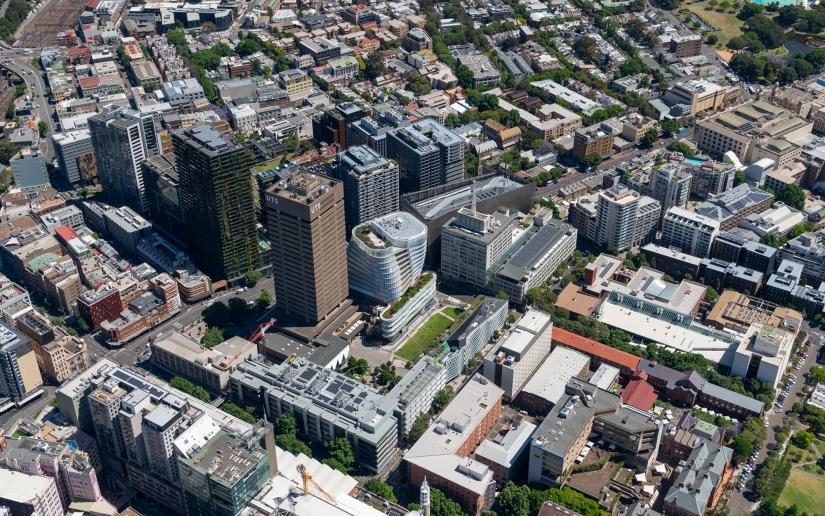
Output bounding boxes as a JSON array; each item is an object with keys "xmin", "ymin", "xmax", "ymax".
[{"xmin": 173, "ymin": 125, "xmax": 261, "ymax": 282}]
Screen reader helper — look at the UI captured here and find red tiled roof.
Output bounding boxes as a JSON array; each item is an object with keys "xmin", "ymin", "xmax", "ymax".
[
  {"xmin": 78, "ymin": 76, "xmax": 100, "ymax": 90},
  {"xmin": 54, "ymin": 225, "xmax": 79, "ymax": 243},
  {"xmin": 552, "ymin": 327, "xmax": 641, "ymax": 371},
  {"xmin": 621, "ymin": 374, "xmax": 657, "ymax": 411}
]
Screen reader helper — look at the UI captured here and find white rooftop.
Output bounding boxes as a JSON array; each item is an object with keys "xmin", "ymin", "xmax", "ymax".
[{"xmin": 521, "ymin": 346, "xmax": 589, "ymax": 405}]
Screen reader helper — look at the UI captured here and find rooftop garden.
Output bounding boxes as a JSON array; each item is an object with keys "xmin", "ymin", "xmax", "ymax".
[
  {"xmin": 382, "ymin": 272, "xmax": 434, "ymax": 319},
  {"xmin": 355, "ymin": 224, "xmax": 387, "ymax": 249}
]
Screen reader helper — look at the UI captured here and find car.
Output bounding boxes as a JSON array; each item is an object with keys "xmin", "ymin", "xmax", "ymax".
[{"xmin": 765, "ymin": 421, "xmax": 770, "ymax": 427}]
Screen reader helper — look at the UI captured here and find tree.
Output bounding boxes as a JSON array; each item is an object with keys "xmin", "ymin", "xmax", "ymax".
[
  {"xmin": 573, "ymin": 36, "xmax": 598, "ymax": 62},
  {"xmin": 374, "ymin": 362, "xmax": 400, "ymax": 388},
  {"xmin": 245, "ymin": 270, "xmax": 262, "ymax": 286},
  {"xmin": 323, "ymin": 437, "xmax": 355, "ymax": 473},
  {"xmin": 407, "ymin": 413, "xmax": 429, "ymax": 444},
  {"xmin": 203, "ymin": 301, "xmax": 231, "ymax": 328},
  {"xmin": 731, "ymin": 434, "xmax": 754, "ymax": 459},
  {"xmin": 456, "ymin": 64, "xmax": 474, "ymax": 89},
  {"xmin": 276, "ymin": 433, "xmax": 312, "ymax": 456},
  {"xmin": 791, "ymin": 430, "xmax": 814, "ymax": 449},
  {"xmin": 706, "ymin": 34, "xmax": 719, "ymax": 45},
  {"xmin": 641, "ymin": 128, "xmax": 659, "ymax": 146},
  {"xmin": 667, "ymin": 141, "xmax": 694, "ymax": 156},
  {"xmin": 705, "ymin": 287, "xmax": 719, "ymax": 302},
  {"xmin": 744, "ymin": 15, "xmax": 785, "ymax": 49},
  {"xmin": 228, "ymin": 297, "xmax": 251, "ymax": 324},
  {"xmin": 738, "ymin": 2, "xmax": 764, "ymax": 19},
  {"xmin": 365, "ymin": 56, "xmax": 386, "ymax": 80},
  {"xmin": 220, "ymin": 402, "xmax": 255, "ymax": 424},
  {"xmin": 781, "ymin": 184, "xmax": 806, "ymax": 210},
  {"xmin": 734, "ymin": 169, "xmax": 747, "ymax": 186},
  {"xmin": 661, "ymin": 119, "xmax": 679, "ymax": 137},
  {"xmin": 257, "ymin": 289, "xmax": 273, "ymax": 308},
  {"xmin": 432, "ymin": 386, "xmax": 454, "ymax": 413},
  {"xmin": 201, "ymin": 326, "xmax": 224, "ymax": 348},
  {"xmin": 581, "ymin": 154, "xmax": 602, "ymax": 167},
  {"xmin": 37, "ymin": 120, "xmax": 48, "ymax": 138},
  {"xmin": 494, "ymin": 483, "xmax": 531, "ymax": 516},
  {"xmin": 170, "ymin": 377, "xmax": 211, "ymax": 402},
  {"xmin": 429, "ymin": 487, "xmax": 464, "ymax": 516},
  {"xmin": 274, "ymin": 414, "xmax": 297, "ymax": 436},
  {"xmin": 342, "ymin": 356, "xmax": 370, "ymax": 377},
  {"xmin": 364, "ymin": 478, "xmax": 397, "ymax": 502},
  {"xmin": 809, "ymin": 366, "xmax": 825, "ymax": 384},
  {"xmin": 778, "ymin": 66, "xmax": 798, "ymax": 85}
]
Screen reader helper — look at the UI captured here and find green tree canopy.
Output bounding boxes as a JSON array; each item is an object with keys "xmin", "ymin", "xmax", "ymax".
[{"xmin": 780, "ymin": 184, "xmax": 806, "ymax": 210}]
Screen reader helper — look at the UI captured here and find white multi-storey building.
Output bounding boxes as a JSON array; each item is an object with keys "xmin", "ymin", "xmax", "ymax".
[
  {"xmin": 661, "ymin": 207, "xmax": 721, "ymax": 258},
  {"xmin": 483, "ymin": 308, "xmax": 554, "ymax": 400}
]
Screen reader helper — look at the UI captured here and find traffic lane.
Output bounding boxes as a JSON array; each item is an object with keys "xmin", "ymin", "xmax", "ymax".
[{"xmin": 86, "ymin": 282, "xmax": 271, "ymax": 367}]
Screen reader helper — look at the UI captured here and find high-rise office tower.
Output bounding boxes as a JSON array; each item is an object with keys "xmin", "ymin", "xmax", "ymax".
[
  {"xmin": 337, "ymin": 145, "xmax": 399, "ymax": 233},
  {"xmin": 387, "ymin": 118, "xmax": 464, "ymax": 193},
  {"xmin": 265, "ymin": 171, "xmax": 348, "ymax": 326},
  {"xmin": 173, "ymin": 125, "xmax": 261, "ymax": 283},
  {"xmin": 0, "ymin": 322, "xmax": 43, "ymax": 404},
  {"xmin": 88, "ymin": 107, "xmax": 159, "ymax": 214},
  {"xmin": 652, "ymin": 164, "xmax": 692, "ymax": 217},
  {"xmin": 348, "ymin": 211, "xmax": 427, "ymax": 303}
]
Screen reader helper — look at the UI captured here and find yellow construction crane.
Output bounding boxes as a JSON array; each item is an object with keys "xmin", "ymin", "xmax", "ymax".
[{"xmin": 297, "ymin": 464, "xmax": 337, "ymax": 506}]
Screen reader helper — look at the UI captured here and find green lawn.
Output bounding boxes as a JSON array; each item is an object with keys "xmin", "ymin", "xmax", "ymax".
[
  {"xmin": 681, "ymin": 1, "xmax": 744, "ymax": 44},
  {"xmin": 787, "ymin": 444, "xmax": 817, "ymax": 465},
  {"xmin": 395, "ymin": 313, "xmax": 452, "ymax": 362},
  {"xmin": 442, "ymin": 306, "xmax": 464, "ymax": 320},
  {"xmin": 779, "ymin": 469, "xmax": 825, "ymax": 513}
]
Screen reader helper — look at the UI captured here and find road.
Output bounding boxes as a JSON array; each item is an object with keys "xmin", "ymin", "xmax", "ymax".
[
  {"xmin": 83, "ymin": 281, "xmax": 272, "ymax": 369},
  {"xmin": 0, "ymin": 44, "xmax": 55, "ymax": 160},
  {"xmin": 726, "ymin": 326, "xmax": 821, "ymax": 515}
]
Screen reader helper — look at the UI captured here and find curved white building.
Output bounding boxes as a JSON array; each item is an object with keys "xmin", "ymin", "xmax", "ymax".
[{"xmin": 348, "ymin": 211, "xmax": 427, "ymax": 303}]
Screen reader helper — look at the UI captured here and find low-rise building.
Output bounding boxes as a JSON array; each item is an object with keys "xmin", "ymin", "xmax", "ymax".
[
  {"xmin": 528, "ymin": 380, "xmax": 661, "ymax": 486},
  {"xmin": 150, "ymin": 332, "xmax": 257, "ymax": 392},
  {"xmin": 517, "ymin": 346, "xmax": 589, "ymax": 414},
  {"xmin": 731, "ymin": 324, "xmax": 793, "ymax": 388},
  {"xmin": 662, "ymin": 441, "xmax": 733, "ymax": 516},
  {"xmin": 474, "ymin": 416, "xmax": 536, "ymax": 486},
  {"xmin": 387, "ymin": 355, "xmax": 447, "ymax": 439},
  {"xmin": 405, "ymin": 374, "xmax": 503, "ymax": 515}
]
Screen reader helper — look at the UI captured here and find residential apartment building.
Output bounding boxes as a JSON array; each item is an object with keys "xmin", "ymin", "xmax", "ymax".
[
  {"xmin": 32, "ymin": 332, "xmax": 89, "ymax": 383},
  {"xmin": 337, "ymin": 145, "xmax": 399, "ymax": 232},
  {"xmin": 0, "ymin": 322, "xmax": 43, "ymax": 405},
  {"xmin": 52, "ymin": 129, "xmax": 96, "ymax": 185},
  {"xmin": 652, "ymin": 164, "xmax": 692, "ymax": 216},
  {"xmin": 573, "ymin": 125, "xmax": 614, "ymax": 161},
  {"xmin": 174, "ymin": 124, "xmax": 261, "ymax": 283},
  {"xmin": 387, "ymin": 119, "xmax": 464, "ymax": 193},
  {"xmin": 596, "ymin": 185, "xmax": 660, "ymax": 252},
  {"xmin": 0, "ymin": 469, "xmax": 63, "ymax": 516},
  {"xmin": 89, "ymin": 107, "xmax": 159, "ymax": 214},
  {"xmin": 661, "ymin": 207, "xmax": 721, "ymax": 258}
]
